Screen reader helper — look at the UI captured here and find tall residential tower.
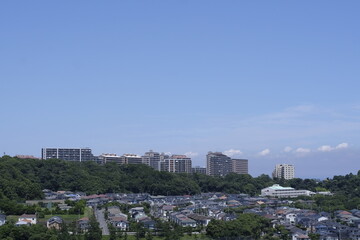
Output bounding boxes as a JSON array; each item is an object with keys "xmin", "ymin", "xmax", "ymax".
[{"xmin": 272, "ymin": 164, "xmax": 295, "ymax": 180}]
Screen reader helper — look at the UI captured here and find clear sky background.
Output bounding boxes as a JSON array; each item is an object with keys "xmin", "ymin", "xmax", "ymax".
[{"xmin": 1, "ymin": 1, "xmax": 359, "ymax": 179}]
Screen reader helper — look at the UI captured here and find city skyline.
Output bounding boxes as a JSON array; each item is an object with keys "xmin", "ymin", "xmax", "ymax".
[
  {"xmin": 4, "ymin": 144, "xmax": 355, "ymax": 179},
  {"xmin": 1, "ymin": 1, "xmax": 360, "ymax": 179}
]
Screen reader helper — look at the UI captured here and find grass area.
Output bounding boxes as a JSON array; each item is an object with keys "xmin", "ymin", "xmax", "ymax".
[
  {"xmin": 43, "ymin": 207, "xmax": 93, "ymax": 223},
  {"xmin": 7, "ymin": 207, "xmax": 94, "ymax": 225},
  {"xmin": 6, "ymin": 215, "xmax": 20, "ymax": 223}
]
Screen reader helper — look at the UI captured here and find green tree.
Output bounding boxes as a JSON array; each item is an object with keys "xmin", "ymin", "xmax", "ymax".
[{"xmin": 85, "ymin": 215, "xmax": 102, "ymax": 240}]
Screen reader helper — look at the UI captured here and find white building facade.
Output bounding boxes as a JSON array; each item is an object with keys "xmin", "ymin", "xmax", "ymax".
[
  {"xmin": 261, "ymin": 184, "xmax": 315, "ymax": 198},
  {"xmin": 272, "ymin": 164, "xmax": 295, "ymax": 179}
]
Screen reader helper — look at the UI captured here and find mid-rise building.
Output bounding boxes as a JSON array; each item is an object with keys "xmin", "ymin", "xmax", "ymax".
[
  {"xmin": 192, "ymin": 166, "xmax": 206, "ymax": 174},
  {"xmin": 232, "ymin": 159, "xmax": 248, "ymax": 174},
  {"xmin": 98, "ymin": 153, "xmax": 123, "ymax": 165},
  {"xmin": 261, "ymin": 184, "xmax": 314, "ymax": 198},
  {"xmin": 15, "ymin": 155, "xmax": 39, "ymax": 160},
  {"xmin": 272, "ymin": 164, "xmax": 295, "ymax": 180},
  {"xmin": 142, "ymin": 150, "xmax": 161, "ymax": 170},
  {"xmin": 161, "ymin": 155, "xmax": 192, "ymax": 173},
  {"xmin": 121, "ymin": 154, "xmax": 143, "ymax": 165},
  {"xmin": 41, "ymin": 148, "xmax": 94, "ymax": 162}
]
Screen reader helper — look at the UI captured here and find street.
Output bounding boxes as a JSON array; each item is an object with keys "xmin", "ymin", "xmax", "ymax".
[{"xmin": 95, "ymin": 208, "xmax": 109, "ymax": 236}]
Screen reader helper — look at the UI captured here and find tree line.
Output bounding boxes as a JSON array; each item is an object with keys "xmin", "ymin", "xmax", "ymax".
[{"xmin": 0, "ymin": 156, "xmax": 359, "ymax": 203}]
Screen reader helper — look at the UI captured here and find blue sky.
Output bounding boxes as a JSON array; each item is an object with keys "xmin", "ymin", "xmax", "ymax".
[{"xmin": 1, "ymin": 1, "xmax": 359, "ymax": 178}]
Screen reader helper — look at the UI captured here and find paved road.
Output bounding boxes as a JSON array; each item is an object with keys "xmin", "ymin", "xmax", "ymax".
[{"xmin": 95, "ymin": 208, "xmax": 109, "ymax": 236}]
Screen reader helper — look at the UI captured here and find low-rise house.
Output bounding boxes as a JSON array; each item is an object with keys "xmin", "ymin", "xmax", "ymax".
[
  {"xmin": 77, "ymin": 217, "xmax": 90, "ymax": 231},
  {"xmin": 292, "ymin": 233, "xmax": 310, "ymax": 240},
  {"xmin": 187, "ymin": 213, "xmax": 212, "ymax": 226},
  {"xmin": 15, "ymin": 220, "xmax": 31, "ymax": 226},
  {"xmin": 129, "ymin": 207, "xmax": 145, "ymax": 217},
  {"xmin": 349, "ymin": 227, "xmax": 360, "ymax": 240},
  {"xmin": 160, "ymin": 205, "xmax": 175, "ymax": 218},
  {"xmin": 139, "ymin": 217, "xmax": 156, "ymax": 230},
  {"xmin": 133, "ymin": 211, "xmax": 147, "ymax": 222},
  {"xmin": 0, "ymin": 214, "xmax": 6, "ymax": 226},
  {"xmin": 314, "ymin": 220, "xmax": 350, "ymax": 240},
  {"xmin": 109, "ymin": 216, "xmax": 129, "ymax": 231},
  {"xmin": 169, "ymin": 213, "xmax": 197, "ymax": 227},
  {"xmin": 18, "ymin": 214, "xmax": 37, "ymax": 225},
  {"xmin": 47, "ymin": 216, "xmax": 63, "ymax": 229},
  {"xmin": 286, "ymin": 212, "xmax": 297, "ymax": 225},
  {"xmin": 287, "ymin": 226, "xmax": 309, "ymax": 240}
]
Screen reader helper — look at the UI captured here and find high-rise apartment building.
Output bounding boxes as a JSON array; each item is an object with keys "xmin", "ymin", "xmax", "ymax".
[
  {"xmin": 41, "ymin": 148, "xmax": 94, "ymax": 162},
  {"xmin": 142, "ymin": 150, "xmax": 161, "ymax": 170},
  {"xmin": 206, "ymin": 152, "xmax": 249, "ymax": 176},
  {"xmin": 272, "ymin": 164, "xmax": 295, "ymax": 180},
  {"xmin": 206, "ymin": 152, "xmax": 233, "ymax": 176},
  {"xmin": 232, "ymin": 159, "xmax": 248, "ymax": 174},
  {"xmin": 160, "ymin": 155, "xmax": 192, "ymax": 173}
]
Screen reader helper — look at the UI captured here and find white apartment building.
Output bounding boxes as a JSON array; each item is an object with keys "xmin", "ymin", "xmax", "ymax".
[
  {"xmin": 98, "ymin": 153, "xmax": 123, "ymax": 164},
  {"xmin": 272, "ymin": 164, "xmax": 295, "ymax": 180},
  {"xmin": 261, "ymin": 184, "xmax": 315, "ymax": 198},
  {"xmin": 160, "ymin": 155, "xmax": 192, "ymax": 173}
]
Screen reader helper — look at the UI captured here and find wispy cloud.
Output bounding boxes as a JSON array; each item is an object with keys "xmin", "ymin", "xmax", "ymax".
[
  {"xmin": 318, "ymin": 145, "xmax": 333, "ymax": 152},
  {"xmin": 184, "ymin": 152, "xmax": 199, "ymax": 158},
  {"xmin": 336, "ymin": 142, "xmax": 349, "ymax": 149},
  {"xmin": 259, "ymin": 149, "xmax": 270, "ymax": 156},
  {"xmin": 317, "ymin": 142, "xmax": 349, "ymax": 152},
  {"xmin": 284, "ymin": 146, "xmax": 292, "ymax": 152},
  {"xmin": 223, "ymin": 149, "xmax": 243, "ymax": 157},
  {"xmin": 295, "ymin": 148, "xmax": 311, "ymax": 153}
]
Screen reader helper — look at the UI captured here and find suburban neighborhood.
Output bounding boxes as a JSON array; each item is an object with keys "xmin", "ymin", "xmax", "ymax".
[{"xmin": 1, "ymin": 185, "xmax": 360, "ymax": 240}]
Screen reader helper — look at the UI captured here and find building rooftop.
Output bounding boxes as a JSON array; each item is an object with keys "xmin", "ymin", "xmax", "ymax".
[{"xmin": 268, "ymin": 184, "xmax": 294, "ymax": 190}]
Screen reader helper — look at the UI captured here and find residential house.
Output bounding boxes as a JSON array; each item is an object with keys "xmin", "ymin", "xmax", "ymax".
[
  {"xmin": 160, "ymin": 205, "xmax": 175, "ymax": 218},
  {"xmin": 287, "ymin": 226, "xmax": 310, "ymax": 240},
  {"xmin": 286, "ymin": 212, "xmax": 297, "ymax": 225},
  {"xmin": 47, "ymin": 216, "xmax": 63, "ymax": 229},
  {"xmin": 169, "ymin": 213, "xmax": 197, "ymax": 227},
  {"xmin": 18, "ymin": 214, "xmax": 37, "ymax": 225},
  {"xmin": 187, "ymin": 213, "xmax": 212, "ymax": 226},
  {"xmin": 129, "ymin": 207, "xmax": 145, "ymax": 217},
  {"xmin": 139, "ymin": 217, "xmax": 156, "ymax": 230},
  {"xmin": 77, "ymin": 217, "xmax": 90, "ymax": 232},
  {"xmin": 109, "ymin": 216, "xmax": 129, "ymax": 231}
]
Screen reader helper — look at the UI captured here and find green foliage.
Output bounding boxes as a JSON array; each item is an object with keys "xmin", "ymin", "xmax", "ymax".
[
  {"xmin": 0, "ymin": 222, "xmax": 77, "ymax": 240},
  {"xmin": 0, "ymin": 156, "xmax": 359, "ymax": 213},
  {"xmin": 206, "ymin": 213, "xmax": 271, "ymax": 239},
  {"xmin": 85, "ymin": 215, "xmax": 102, "ymax": 240}
]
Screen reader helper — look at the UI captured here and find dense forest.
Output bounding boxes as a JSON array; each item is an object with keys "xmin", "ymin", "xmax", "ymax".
[{"xmin": 0, "ymin": 156, "xmax": 359, "ymax": 205}]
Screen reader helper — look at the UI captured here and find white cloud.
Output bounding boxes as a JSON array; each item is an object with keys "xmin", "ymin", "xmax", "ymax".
[
  {"xmin": 284, "ymin": 146, "xmax": 292, "ymax": 152},
  {"xmin": 317, "ymin": 143, "xmax": 349, "ymax": 152},
  {"xmin": 318, "ymin": 145, "xmax": 333, "ymax": 152},
  {"xmin": 295, "ymin": 148, "xmax": 311, "ymax": 153},
  {"xmin": 184, "ymin": 152, "xmax": 199, "ymax": 158},
  {"xmin": 259, "ymin": 149, "xmax": 270, "ymax": 156},
  {"xmin": 223, "ymin": 149, "xmax": 243, "ymax": 157},
  {"xmin": 336, "ymin": 142, "xmax": 349, "ymax": 149}
]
